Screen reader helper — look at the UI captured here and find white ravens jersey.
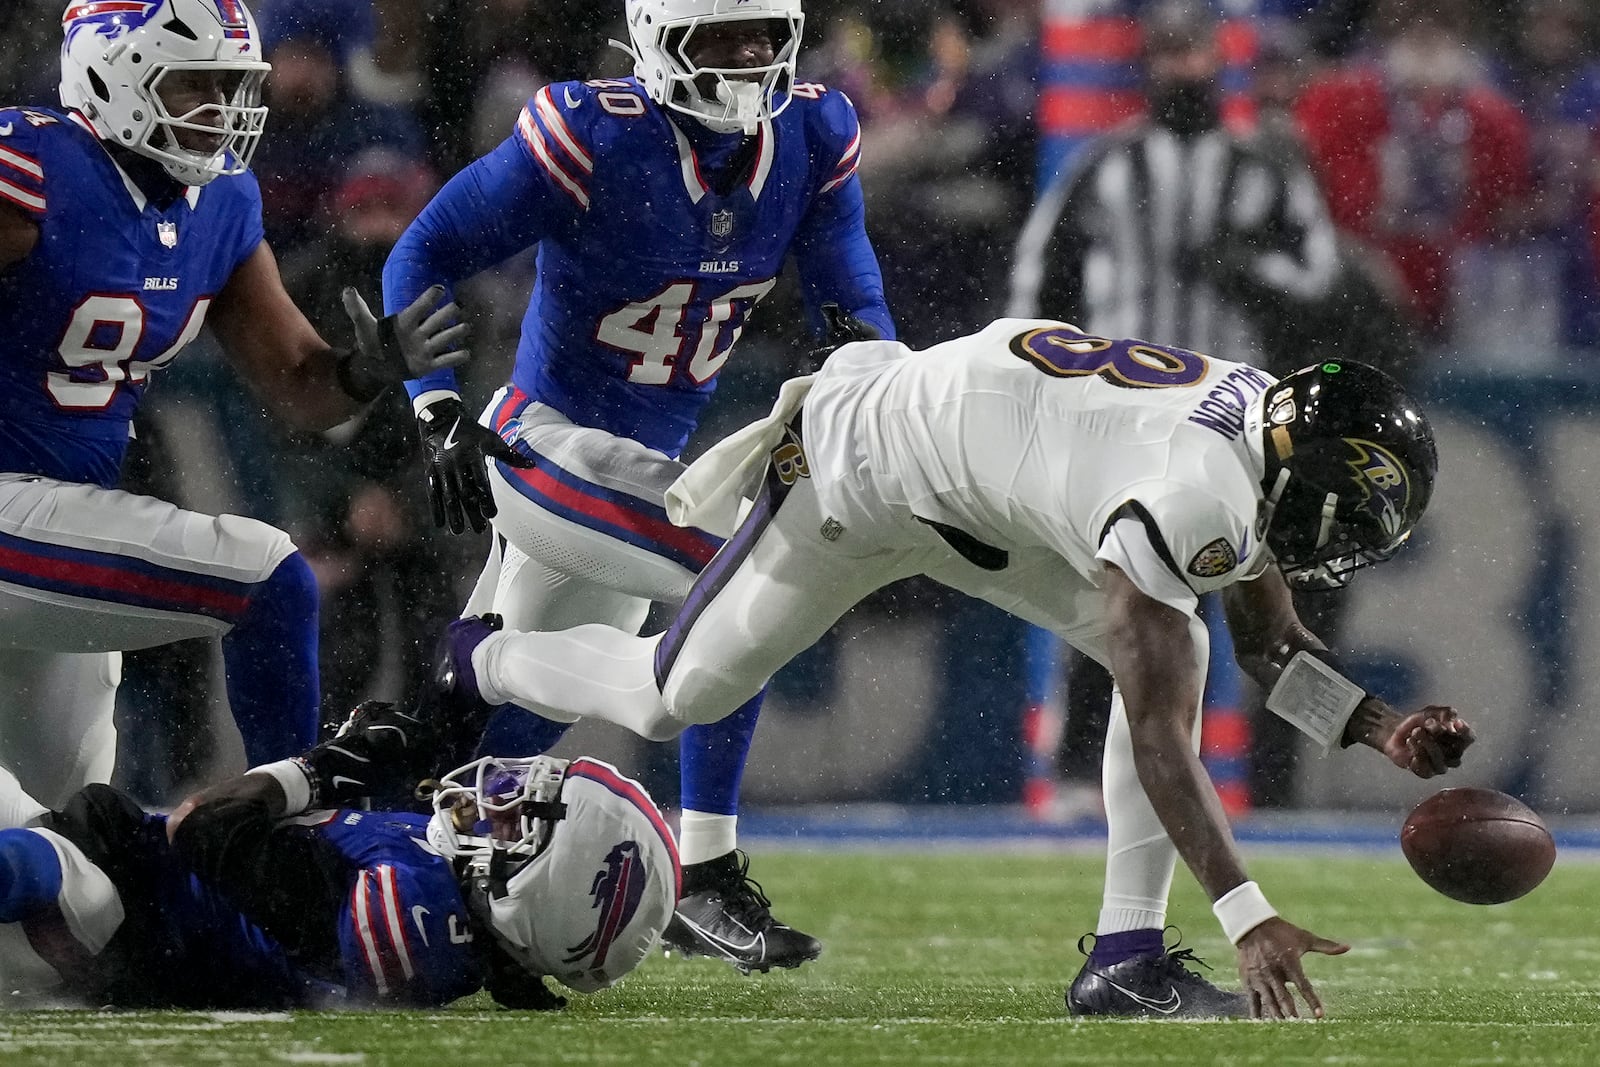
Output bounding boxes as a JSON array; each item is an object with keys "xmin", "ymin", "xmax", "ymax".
[{"xmin": 803, "ymin": 319, "xmax": 1278, "ymax": 612}]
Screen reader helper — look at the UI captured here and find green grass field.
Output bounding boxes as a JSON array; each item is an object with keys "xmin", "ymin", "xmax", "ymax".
[{"xmin": 1, "ymin": 846, "xmax": 1595, "ymax": 1066}]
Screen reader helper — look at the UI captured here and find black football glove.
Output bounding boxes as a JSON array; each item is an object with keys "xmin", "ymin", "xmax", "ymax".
[
  {"xmin": 337, "ymin": 285, "xmax": 472, "ymax": 402},
  {"xmin": 298, "ymin": 700, "xmax": 434, "ymax": 808},
  {"xmin": 417, "ymin": 395, "xmax": 535, "ymax": 535},
  {"xmin": 807, "ymin": 302, "xmax": 883, "ymax": 367}
]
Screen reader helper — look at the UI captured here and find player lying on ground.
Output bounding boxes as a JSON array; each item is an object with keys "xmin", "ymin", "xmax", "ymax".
[
  {"xmin": 0, "ymin": 700, "xmax": 676, "ymax": 1008},
  {"xmin": 0, "ymin": 0, "xmax": 467, "ymax": 809},
  {"xmin": 427, "ymin": 319, "xmax": 1474, "ymax": 1019}
]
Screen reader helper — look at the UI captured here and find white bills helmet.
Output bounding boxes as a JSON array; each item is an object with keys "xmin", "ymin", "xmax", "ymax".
[
  {"xmin": 622, "ymin": 0, "xmax": 804, "ymax": 134},
  {"xmin": 427, "ymin": 755, "xmax": 679, "ymax": 994},
  {"xmin": 60, "ymin": 0, "xmax": 270, "ymax": 186}
]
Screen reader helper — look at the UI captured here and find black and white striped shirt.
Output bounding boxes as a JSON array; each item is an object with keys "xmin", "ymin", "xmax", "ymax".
[{"xmin": 1009, "ymin": 123, "xmax": 1340, "ymax": 366}]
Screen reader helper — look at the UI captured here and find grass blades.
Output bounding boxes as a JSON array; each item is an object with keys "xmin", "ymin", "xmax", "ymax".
[{"xmin": 0, "ymin": 848, "xmax": 1595, "ymax": 1066}]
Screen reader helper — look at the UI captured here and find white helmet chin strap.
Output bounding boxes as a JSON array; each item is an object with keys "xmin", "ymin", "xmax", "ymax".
[
  {"xmin": 1258, "ymin": 467, "xmax": 1292, "ymax": 539},
  {"xmin": 1313, "ymin": 491, "xmax": 1339, "ymax": 554},
  {"xmin": 705, "ymin": 80, "xmax": 764, "ymax": 134}
]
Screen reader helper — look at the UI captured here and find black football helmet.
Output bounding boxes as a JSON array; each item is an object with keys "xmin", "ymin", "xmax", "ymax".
[{"xmin": 1258, "ymin": 361, "xmax": 1437, "ymax": 590}]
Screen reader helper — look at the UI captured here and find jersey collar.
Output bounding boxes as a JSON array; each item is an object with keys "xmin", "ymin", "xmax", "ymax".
[
  {"xmin": 668, "ymin": 117, "xmax": 775, "ymax": 205},
  {"xmin": 69, "ymin": 111, "xmax": 200, "ymax": 213}
]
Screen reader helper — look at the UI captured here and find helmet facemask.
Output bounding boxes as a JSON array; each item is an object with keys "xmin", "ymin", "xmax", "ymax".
[
  {"xmin": 139, "ymin": 61, "xmax": 268, "ymax": 185},
  {"xmin": 622, "ymin": 2, "xmax": 804, "ymax": 134},
  {"xmin": 1259, "ymin": 466, "xmax": 1413, "ymax": 591},
  {"xmin": 426, "ymin": 756, "xmax": 570, "ymax": 868},
  {"xmin": 1257, "ymin": 362, "xmax": 1437, "ymax": 592},
  {"xmin": 60, "ymin": 0, "xmax": 271, "ymax": 186}
]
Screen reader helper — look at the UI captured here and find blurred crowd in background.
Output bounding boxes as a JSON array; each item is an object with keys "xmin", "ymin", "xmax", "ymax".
[{"xmin": 0, "ymin": 0, "xmax": 1596, "ymax": 808}]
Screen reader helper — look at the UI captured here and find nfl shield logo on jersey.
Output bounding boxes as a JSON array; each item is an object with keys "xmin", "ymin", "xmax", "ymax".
[
  {"xmin": 157, "ymin": 221, "xmax": 178, "ymax": 248},
  {"xmin": 710, "ymin": 209, "xmax": 735, "ymax": 240}
]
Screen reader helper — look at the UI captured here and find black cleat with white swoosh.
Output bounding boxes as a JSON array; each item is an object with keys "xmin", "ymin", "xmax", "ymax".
[
  {"xmin": 661, "ymin": 850, "xmax": 821, "ymax": 974},
  {"xmin": 1066, "ymin": 933, "xmax": 1247, "ymax": 1018}
]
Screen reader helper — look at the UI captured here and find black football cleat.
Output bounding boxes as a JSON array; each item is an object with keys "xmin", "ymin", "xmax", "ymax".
[
  {"xmin": 415, "ymin": 613, "xmax": 504, "ymax": 770},
  {"xmin": 1066, "ymin": 933, "xmax": 1247, "ymax": 1019},
  {"xmin": 661, "ymin": 850, "xmax": 821, "ymax": 974}
]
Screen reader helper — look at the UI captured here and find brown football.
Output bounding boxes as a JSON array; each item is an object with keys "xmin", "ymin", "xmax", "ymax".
[{"xmin": 1400, "ymin": 788, "xmax": 1556, "ymax": 904}]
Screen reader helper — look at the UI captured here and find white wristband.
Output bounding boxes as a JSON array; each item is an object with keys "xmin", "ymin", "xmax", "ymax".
[
  {"xmin": 411, "ymin": 388, "xmax": 461, "ymax": 419},
  {"xmin": 1265, "ymin": 651, "xmax": 1366, "ymax": 754},
  {"xmin": 1213, "ymin": 880, "xmax": 1278, "ymax": 944},
  {"xmin": 246, "ymin": 758, "xmax": 314, "ymax": 815}
]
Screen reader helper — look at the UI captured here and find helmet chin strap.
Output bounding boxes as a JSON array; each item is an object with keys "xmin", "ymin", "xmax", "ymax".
[
  {"xmin": 608, "ymin": 36, "xmax": 639, "ymax": 64},
  {"xmin": 1258, "ymin": 467, "xmax": 1292, "ymax": 537},
  {"xmin": 1313, "ymin": 491, "xmax": 1339, "ymax": 554},
  {"xmin": 703, "ymin": 80, "xmax": 763, "ymax": 134}
]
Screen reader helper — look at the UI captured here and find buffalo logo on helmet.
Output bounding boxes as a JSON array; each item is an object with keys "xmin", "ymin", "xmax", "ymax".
[
  {"xmin": 1187, "ymin": 537, "xmax": 1238, "ymax": 579},
  {"xmin": 563, "ymin": 840, "xmax": 649, "ymax": 971},
  {"xmin": 62, "ymin": 1, "xmax": 157, "ymax": 42}
]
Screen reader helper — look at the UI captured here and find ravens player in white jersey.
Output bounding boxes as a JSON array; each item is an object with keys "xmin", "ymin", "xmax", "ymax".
[
  {"xmin": 0, "ymin": 0, "xmax": 466, "ymax": 809},
  {"xmin": 385, "ymin": 0, "xmax": 891, "ymax": 972},
  {"xmin": 0, "ymin": 697, "xmax": 676, "ymax": 1008},
  {"xmin": 429, "ymin": 322, "xmax": 1476, "ymax": 1019}
]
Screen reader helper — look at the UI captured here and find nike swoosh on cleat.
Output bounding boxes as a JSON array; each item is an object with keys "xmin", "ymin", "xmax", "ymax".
[
  {"xmin": 1102, "ymin": 978, "xmax": 1182, "ymax": 1015},
  {"xmin": 677, "ymin": 916, "xmax": 765, "ymax": 959}
]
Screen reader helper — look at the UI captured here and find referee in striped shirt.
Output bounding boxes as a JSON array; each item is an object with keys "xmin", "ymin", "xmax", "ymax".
[{"xmin": 1011, "ymin": 2, "xmax": 1339, "ymax": 373}]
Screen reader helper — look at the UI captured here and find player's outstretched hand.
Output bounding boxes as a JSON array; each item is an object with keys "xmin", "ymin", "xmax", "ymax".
[
  {"xmin": 1381, "ymin": 705, "xmax": 1475, "ymax": 778},
  {"xmin": 343, "ymin": 284, "xmax": 471, "ymax": 383},
  {"xmin": 416, "ymin": 394, "xmax": 535, "ymax": 534},
  {"xmin": 1236, "ymin": 916, "xmax": 1349, "ymax": 1020}
]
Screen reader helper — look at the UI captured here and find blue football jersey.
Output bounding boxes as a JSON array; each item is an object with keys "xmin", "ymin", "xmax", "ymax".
[
  {"xmin": 387, "ymin": 78, "xmax": 893, "ymax": 457},
  {"xmin": 306, "ymin": 808, "xmax": 483, "ymax": 1006},
  {"xmin": 0, "ymin": 106, "xmax": 263, "ymax": 487}
]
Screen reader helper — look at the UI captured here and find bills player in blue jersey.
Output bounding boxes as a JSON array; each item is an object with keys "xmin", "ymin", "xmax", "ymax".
[
  {"xmin": 0, "ymin": 0, "xmax": 467, "ymax": 808},
  {"xmin": 0, "ymin": 699, "xmax": 677, "ymax": 1007},
  {"xmin": 384, "ymin": 0, "xmax": 892, "ymax": 973}
]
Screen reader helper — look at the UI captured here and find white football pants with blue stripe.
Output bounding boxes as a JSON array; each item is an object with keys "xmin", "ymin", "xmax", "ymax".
[{"xmin": 0, "ymin": 473, "xmax": 313, "ymax": 807}]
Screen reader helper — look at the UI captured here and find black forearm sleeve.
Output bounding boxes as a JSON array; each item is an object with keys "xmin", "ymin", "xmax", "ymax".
[{"xmin": 171, "ymin": 797, "xmax": 345, "ymax": 960}]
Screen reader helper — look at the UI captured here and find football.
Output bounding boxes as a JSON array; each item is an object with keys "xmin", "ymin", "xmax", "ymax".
[{"xmin": 1400, "ymin": 788, "xmax": 1557, "ymax": 904}]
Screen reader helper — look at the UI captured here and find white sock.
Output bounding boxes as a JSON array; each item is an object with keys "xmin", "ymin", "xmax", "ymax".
[
  {"xmin": 678, "ymin": 810, "xmax": 738, "ymax": 866},
  {"xmin": 474, "ymin": 624, "xmax": 684, "ymax": 740},
  {"xmin": 1094, "ymin": 617, "xmax": 1207, "ymax": 937}
]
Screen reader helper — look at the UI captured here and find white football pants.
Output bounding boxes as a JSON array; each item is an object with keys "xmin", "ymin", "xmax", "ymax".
[{"xmin": 0, "ymin": 474, "xmax": 296, "ymax": 807}]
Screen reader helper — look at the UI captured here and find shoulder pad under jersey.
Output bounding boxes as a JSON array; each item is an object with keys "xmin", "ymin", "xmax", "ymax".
[
  {"xmin": 0, "ymin": 106, "xmax": 69, "ymax": 218},
  {"xmin": 1106, "ymin": 483, "xmax": 1259, "ymax": 596},
  {"xmin": 512, "ymin": 79, "xmax": 654, "ymax": 210},
  {"xmin": 789, "ymin": 83, "xmax": 861, "ymax": 194}
]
